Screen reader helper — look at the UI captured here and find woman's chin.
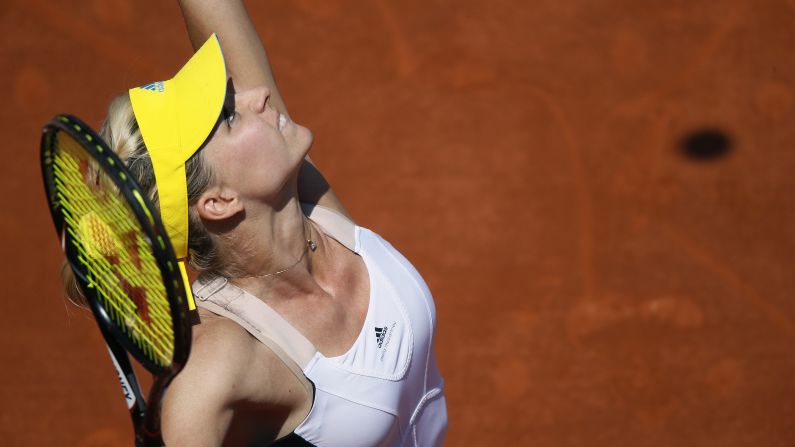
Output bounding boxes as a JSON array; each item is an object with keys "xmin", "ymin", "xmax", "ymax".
[
  {"xmin": 293, "ymin": 125, "xmax": 314, "ymax": 158},
  {"xmin": 298, "ymin": 124, "xmax": 314, "ymax": 147}
]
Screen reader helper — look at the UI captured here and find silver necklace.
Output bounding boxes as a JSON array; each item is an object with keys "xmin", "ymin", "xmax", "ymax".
[{"xmin": 234, "ymin": 219, "xmax": 317, "ymax": 279}]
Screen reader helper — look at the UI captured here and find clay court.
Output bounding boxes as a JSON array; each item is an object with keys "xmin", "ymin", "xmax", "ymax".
[{"xmin": 2, "ymin": 0, "xmax": 795, "ymax": 445}]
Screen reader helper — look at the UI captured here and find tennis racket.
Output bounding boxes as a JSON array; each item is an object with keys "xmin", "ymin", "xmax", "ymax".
[{"xmin": 41, "ymin": 114, "xmax": 192, "ymax": 446}]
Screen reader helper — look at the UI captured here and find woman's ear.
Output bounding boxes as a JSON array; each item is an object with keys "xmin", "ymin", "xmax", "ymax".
[{"xmin": 196, "ymin": 187, "xmax": 243, "ymax": 221}]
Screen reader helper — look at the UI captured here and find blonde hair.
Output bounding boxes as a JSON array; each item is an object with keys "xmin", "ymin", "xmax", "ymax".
[{"xmin": 61, "ymin": 93, "xmax": 219, "ymax": 306}]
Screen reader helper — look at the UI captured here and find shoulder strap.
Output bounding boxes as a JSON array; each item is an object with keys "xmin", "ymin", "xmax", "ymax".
[
  {"xmin": 301, "ymin": 203, "xmax": 357, "ymax": 253},
  {"xmin": 192, "ymin": 276, "xmax": 317, "ymax": 380}
]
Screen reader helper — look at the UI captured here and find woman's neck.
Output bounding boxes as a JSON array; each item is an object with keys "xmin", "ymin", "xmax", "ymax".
[{"xmin": 221, "ymin": 196, "xmax": 315, "ymax": 286}]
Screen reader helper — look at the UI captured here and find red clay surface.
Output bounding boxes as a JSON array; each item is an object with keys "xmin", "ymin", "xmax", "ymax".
[{"xmin": 2, "ymin": 0, "xmax": 795, "ymax": 445}]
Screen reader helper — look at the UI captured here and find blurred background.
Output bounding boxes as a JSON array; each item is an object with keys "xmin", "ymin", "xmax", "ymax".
[{"xmin": 2, "ymin": 0, "xmax": 795, "ymax": 445}]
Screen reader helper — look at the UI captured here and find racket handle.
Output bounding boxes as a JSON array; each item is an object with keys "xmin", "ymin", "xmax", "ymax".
[
  {"xmin": 97, "ymin": 324, "xmax": 147, "ymax": 434},
  {"xmin": 139, "ymin": 375, "xmax": 170, "ymax": 447}
]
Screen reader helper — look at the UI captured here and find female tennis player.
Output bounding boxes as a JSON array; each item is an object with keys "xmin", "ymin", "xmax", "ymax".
[{"xmin": 62, "ymin": 0, "xmax": 447, "ymax": 445}]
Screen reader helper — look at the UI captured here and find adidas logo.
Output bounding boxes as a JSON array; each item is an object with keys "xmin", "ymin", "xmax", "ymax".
[
  {"xmin": 140, "ymin": 81, "xmax": 165, "ymax": 93},
  {"xmin": 374, "ymin": 326, "xmax": 388, "ymax": 348}
]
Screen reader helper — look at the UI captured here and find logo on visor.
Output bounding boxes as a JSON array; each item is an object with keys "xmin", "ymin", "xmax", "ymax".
[{"xmin": 140, "ymin": 81, "xmax": 165, "ymax": 93}]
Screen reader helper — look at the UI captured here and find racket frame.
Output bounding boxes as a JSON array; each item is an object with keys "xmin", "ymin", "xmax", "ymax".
[{"xmin": 41, "ymin": 114, "xmax": 193, "ymax": 446}]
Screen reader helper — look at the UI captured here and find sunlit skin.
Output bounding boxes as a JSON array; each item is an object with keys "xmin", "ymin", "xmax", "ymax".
[
  {"xmin": 196, "ymin": 83, "xmax": 317, "ymax": 279},
  {"xmin": 204, "ymin": 83, "xmax": 313, "ymax": 204}
]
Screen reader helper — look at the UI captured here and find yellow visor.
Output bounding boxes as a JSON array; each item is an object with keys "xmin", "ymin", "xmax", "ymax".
[{"xmin": 129, "ymin": 33, "xmax": 227, "ymax": 309}]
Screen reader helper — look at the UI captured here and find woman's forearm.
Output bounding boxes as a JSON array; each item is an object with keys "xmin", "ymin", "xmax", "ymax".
[
  {"xmin": 177, "ymin": 0, "xmax": 290, "ymax": 115},
  {"xmin": 177, "ymin": 0, "xmax": 352, "ymax": 218}
]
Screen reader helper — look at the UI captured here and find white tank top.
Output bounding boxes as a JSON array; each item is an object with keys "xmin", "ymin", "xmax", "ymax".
[{"xmin": 191, "ymin": 204, "xmax": 448, "ymax": 446}]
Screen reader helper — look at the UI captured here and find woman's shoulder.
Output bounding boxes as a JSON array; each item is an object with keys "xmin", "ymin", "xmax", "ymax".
[
  {"xmin": 162, "ymin": 312, "xmax": 304, "ymax": 444},
  {"xmin": 174, "ymin": 316, "xmax": 251, "ymax": 390},
  {"xmin": 169, "ymin": 311, "xmax": 290, "ymax": 406},
  {"xmin": 193, "ymin": 310, "xmax": 257, "ymax": 350}
]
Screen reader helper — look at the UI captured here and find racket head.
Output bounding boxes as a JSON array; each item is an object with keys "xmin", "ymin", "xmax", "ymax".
[{"xmin": 41, "ymin": 114, "xmax": 191, "ymax": 375}]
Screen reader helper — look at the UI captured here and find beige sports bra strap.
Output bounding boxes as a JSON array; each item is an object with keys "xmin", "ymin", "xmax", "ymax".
[
  {"xmin": 193, "ymin": 277, "xmax": 317, "ymax": 380},
  {"xmin": 301, "ymin": 203, "xmax": 357, "ymax": 252}
]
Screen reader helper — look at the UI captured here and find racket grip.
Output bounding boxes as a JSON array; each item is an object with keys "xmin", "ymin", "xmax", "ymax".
[{"xmin": 97, "ymin": 323, "xmax": 146, "ymax": 436}]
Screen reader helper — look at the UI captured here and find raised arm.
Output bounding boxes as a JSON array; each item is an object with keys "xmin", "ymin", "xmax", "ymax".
[
  {"xmin": 177, "ymin": 0, "xmax": 352, "ymax": 218},
  {"xmin": 177, "ymin": 0, "xmax": 289, "ymax": 116}
]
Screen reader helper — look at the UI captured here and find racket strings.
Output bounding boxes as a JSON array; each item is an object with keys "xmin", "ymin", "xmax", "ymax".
[
  {"xmin": 53, "ymin": 134, "xmax": 175, "ymax": 367},
  {"xmin": 69, "ymin": 226, "xmax": 175, "ymax": 346},
  {"xmin": 60, "ymin": 209, "xmax": 175, "ymax": 334},
  {"xmin": 56, "ymin": 165, "xmax": 174, "ymax": 333},
  {"xmin": 56, "ymin": 171, "xmax": 174, "ymax": 362},
  {"xmin": 56, "ymin": 158, "xmax": 174, "ymax": 365}
]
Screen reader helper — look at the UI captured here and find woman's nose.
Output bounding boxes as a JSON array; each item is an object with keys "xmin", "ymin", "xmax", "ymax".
[{"xmin": 241, "ymin": 86, "xmax": 270, "ymax": 113}]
